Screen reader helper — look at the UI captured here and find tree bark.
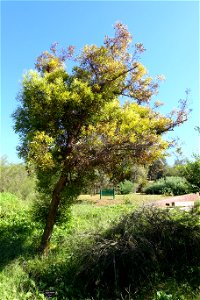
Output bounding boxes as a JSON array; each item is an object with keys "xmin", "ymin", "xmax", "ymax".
[{"xmin": 39, "ymin": 174, "xmax": 68, "ymax": 254}]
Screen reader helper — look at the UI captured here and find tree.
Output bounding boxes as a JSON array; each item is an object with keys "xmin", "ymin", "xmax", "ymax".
[
  {"xmin": 148, "ymin": 158, "xmax": 168, "ymax": 180},
  {"xmin": 13, "ymin": 23, "xmax": 189, "ymax": 253},
  {"xmin": 181, "ymin": 155, "xmax": 200, "ymax": 191},
  {"xmin": 0, "ymin": 156, "xmax": 36, "ymax": 200},
  {"xmin": 178, "ymin": 128, "xmax": 200, "ymax": 191}
]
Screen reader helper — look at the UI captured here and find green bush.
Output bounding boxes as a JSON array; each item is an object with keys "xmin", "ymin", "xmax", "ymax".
[
  {"xmin": 181, "ymin": 155, "xmax": 200, "ymax": 192},
  {"xmin": 143, "ymin": 176, "xmax": 191, "ymax": 195},
  {"xmin": 194, "ymin": 199, "xmax": 200, "ymax": 214},
  {"xmin": 119, "ymin": 180, "xmax": 136, "ymax": 194}
]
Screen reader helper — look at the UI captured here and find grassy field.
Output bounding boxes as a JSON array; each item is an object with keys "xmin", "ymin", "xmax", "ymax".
[
  {"xmin": 78, "ymin": 193, "xmax": 165, "ymax": 205},
  {"xmin": 0, "ymin": 192, "xmax": 200, "ymax": 299},
  {"xmin": 1, "ymin": 192, "xmax": 155, "ymax": 300}
]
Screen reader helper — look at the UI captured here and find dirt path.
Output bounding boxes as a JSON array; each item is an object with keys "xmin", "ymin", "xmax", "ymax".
[{"xmin": 150, "ymin": 193, "xmax": 199, "ymax": 207}]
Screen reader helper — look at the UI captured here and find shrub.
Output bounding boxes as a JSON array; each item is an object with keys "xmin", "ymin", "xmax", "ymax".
[
  {"xmin": 194, "ymin": 199, "xmax": 200, "ymax": 214},
  {"xmin": 143, "ymin": 176, "xmax": 191, "ymax": 195},
  {"xmin": 70, "ymin": 208, "xmax": 200, "ymax": 299},
  {"xmin": 181, "ymin": 155, "xmax": 200, "ymax": 192},
  {"xmin": 119, "ymin": 180, "xmax": 136, "ymax": 194}
]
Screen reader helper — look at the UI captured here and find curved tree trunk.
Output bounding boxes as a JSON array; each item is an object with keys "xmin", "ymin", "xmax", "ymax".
[{"xmin": 39, "ymin": 175, "xmax": 68, "ymax": 254}]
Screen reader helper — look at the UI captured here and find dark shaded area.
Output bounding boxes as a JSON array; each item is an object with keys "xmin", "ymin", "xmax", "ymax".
[
  {"xmin": 69, "ymin": 208, "xmax": 200, "ymax": 299},
  {"xmin": 0, "ymin": 220, "xmax": 35, "ymax": 270}
]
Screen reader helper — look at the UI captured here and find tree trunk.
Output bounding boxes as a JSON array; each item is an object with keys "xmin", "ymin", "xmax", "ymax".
[{"xmin": 39, "ymin": 174, "xmax": 68, "ymax": 254}]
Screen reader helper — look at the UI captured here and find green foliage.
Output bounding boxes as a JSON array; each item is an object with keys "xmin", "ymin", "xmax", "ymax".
[
  {"xmin": 0, "ymin": 157, "xmax": 36, "ymax": 200},
  {"xmin": 119, "ymin": 179, "xmax": 136, "ymax": 194},
  {"xmin": 148, "ymin": 158, "xmax": 168, "ymax": 180},
  {"xmin": 165, "ymin": 155, "xmax": 200, "ymax": 193},
  {"xmin": 0, "ymin": 193, "xmax": 36, "ymax": 269},
  {"xmin": 0, "ymin": 193, "xmax": 47, "ymax": 298},
  {"xmin": 153, "ymin": 279, "xmax": 200, "ymax": 300},
  {"xmin": 165, "ymin": 159, "xmax": 187, "ymax": 178},
  {"xmin": 181, "ymin": 155, "xmax": 200, "ymax": 192},
  {"xmin": 156, "ymin": 291, "xmax": 173, "ymax": 300},
  {"xmin": 31, "ymin": 181, "xmax": 81, "ymax": 226},
  {"xmin": 144, "ymin": 176, "xmax": 191, "ymax": 195},
  {"xmin": 0, "ymin": 264, "xmax": 45, "ymax": 300},
  {"xmin": 194, "ymin": 199, "xmax": 200, "ymax": 214},
  {"xmin": 83, "ymin": 164, "xmax": 148, "ymax": 195},
  {"xmin": 121, "ymin": 164, "xmax": 148, "ymax": 192}
]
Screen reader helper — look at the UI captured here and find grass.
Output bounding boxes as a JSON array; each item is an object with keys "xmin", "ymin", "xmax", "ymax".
[
  {"xmin": 78, "ymin": 193, "xmax": 165, "ymax": 206},
  {"xmin": 0, "ymin": 192, "xmax": 200, "ymax": 299},
  {"xmin": 0, "ymin": 192, "xmax": 144, "ymax": 299}
]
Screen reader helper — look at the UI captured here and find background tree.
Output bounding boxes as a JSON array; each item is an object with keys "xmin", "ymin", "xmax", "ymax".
[
  {"xmin": 148, "ymin": 158, "xmax": 168, "ymax": 181},
  {"xmin": 0, "ymin": 156, "xmax": 36, "ymax": 200},
  {"xmin": 165, "ymin": 158, "xmax": 187, "ymax": 177},
  {"xmin": 81, "ymin": 169, "xmax": 111, "ymax": 195},
  {"xmin": 180, "ymin": 155, "xmax": 200, "ymax": 192},
  {"xmin": 13, "ymin": 23, "xmax": 189, "ymax": 253}
]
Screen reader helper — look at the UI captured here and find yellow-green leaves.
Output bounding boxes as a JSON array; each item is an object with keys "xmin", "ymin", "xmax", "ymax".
[
  {"xmin": 13, "ymin": 22, "xmax": 188, "ymax": 175},
  {"xmin": 28, "ymin": 132, "xmax": 55, "ymax": 170},
  {"xmin": 131, "ymin": 63, "xmax": 147, "ymax": 81},
  {"xmin": 35, "ymin": 51, "xmax": 64, "ymax": 73},
  {"xmin": 75, "ymin": 98, "xmax": 171, "ymax": 166}
]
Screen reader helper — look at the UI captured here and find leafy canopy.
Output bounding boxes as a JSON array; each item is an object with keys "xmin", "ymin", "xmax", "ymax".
[
  {"xmin": 181, "ymin": 155, "xmax": 200, "ymax": 191},
  {"xmin": 13, "ymin": 23, "xmax": 188, "ymax": 224}
]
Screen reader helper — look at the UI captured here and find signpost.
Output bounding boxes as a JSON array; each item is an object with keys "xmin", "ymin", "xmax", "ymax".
[{"xmin": 100, "ymin": 188, "xmax": 115, "ymax": 199}]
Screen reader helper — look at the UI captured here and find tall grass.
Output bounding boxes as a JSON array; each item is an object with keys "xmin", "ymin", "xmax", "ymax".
[{"xmin": 0, "ymin": 192, "xmax": 138, "ymax": 299}]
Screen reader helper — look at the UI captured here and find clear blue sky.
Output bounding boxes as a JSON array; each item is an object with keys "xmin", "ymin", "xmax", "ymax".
[{"xmin": 1, "ymin": 1, "xmax": 199, "ymax": 164}]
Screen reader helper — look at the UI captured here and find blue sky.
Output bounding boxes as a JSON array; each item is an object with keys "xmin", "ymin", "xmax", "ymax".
[{"xmin": 1, "ymin": 1, "xmax": 199, "ymax": 164}]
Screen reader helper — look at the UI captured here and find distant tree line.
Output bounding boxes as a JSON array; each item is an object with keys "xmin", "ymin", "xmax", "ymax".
[
  {"xmin": 0, "ymin": 156, "xmax": 36, "ymax": 200},
  {"xmin": 1, "ymin": 154, "xmax": 199, "ymax": 199}
]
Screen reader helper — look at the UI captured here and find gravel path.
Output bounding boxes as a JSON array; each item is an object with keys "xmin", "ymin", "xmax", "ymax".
[{"xmin": 149, "ymin": 193, "xmax": 199, "ymax": 207}]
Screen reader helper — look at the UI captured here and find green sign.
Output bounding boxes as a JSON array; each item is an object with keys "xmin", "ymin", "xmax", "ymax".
[{"xmin": 100, "ymin": 188, "xmax": 115, "ymax": 199}]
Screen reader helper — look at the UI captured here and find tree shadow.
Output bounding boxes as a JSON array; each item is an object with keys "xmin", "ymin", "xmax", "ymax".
[{"xmin": 0, "ymin": 221, "xmax": 36, "ymax": 270}]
